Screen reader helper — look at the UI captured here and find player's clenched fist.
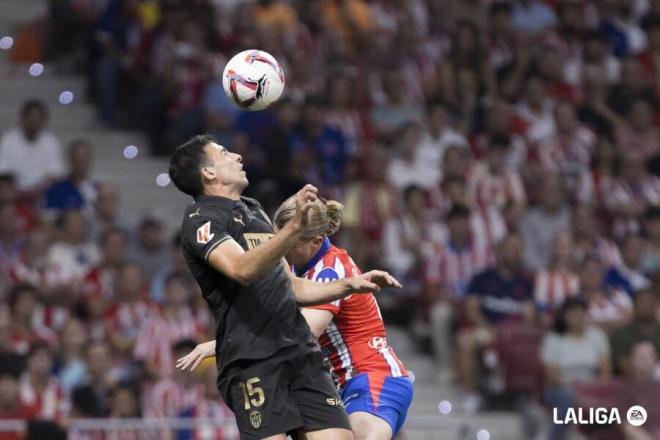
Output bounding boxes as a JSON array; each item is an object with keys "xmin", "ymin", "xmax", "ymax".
[{"xmin": 290, "ymin": 184, "xmax": 318, "ymax": 230}]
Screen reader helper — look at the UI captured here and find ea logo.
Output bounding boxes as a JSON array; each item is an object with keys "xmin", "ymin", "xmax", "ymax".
[
  {"xmin": 315, "ymin": 268, "xmax": 339, "ymax": 284},
  {"xmin": 368, "ymin": 337, "xmax": 387, "ymax": 350},
  {"xmin": 627, "ymin": 406, "xmax": 647, "ymax": 427}
]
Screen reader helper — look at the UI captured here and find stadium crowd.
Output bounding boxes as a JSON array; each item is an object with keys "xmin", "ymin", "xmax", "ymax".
[{"xmin": 3, "ymin": 0, "xmax": 660, "ymax": 438}]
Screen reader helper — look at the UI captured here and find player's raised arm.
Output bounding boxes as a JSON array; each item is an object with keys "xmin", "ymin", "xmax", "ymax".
[
  {"xmin": 203, "ymin": 184, "xmax": 318, "ymax": 286},
  {"xmin": 283, "ymin": 261, "xmax": 402, "ymax": 306}
]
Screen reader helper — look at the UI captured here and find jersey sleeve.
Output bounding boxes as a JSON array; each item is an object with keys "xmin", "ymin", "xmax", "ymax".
[{"xmin": 182, "ymin": 212, "xmax": 232, "ymax": 261}]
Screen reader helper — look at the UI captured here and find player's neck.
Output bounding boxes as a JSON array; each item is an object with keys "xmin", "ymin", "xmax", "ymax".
[{"xmin": 203, "ymin": 184, "xmax": 242, "ymax": 201}]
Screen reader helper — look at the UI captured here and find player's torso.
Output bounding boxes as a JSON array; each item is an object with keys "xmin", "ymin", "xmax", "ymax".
[
  {"xmin": 182, "ymin": 196, "xmax": 313, "ymax": 370},
  {"xmin": 301, "ymin": 245, "xmax": 407, "ymax": 386}
]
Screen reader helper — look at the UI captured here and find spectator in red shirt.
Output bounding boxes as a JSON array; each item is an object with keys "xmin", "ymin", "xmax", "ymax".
[
  {"xmin": 7, "ymin": 284, "xmax": 56, "ymax": 356},
  {"xmin": 18, "ymin": 343, "xmax": 68, "ymax": 422}
]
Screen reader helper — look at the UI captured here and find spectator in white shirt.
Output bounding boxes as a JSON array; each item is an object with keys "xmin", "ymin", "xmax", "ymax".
[
  {"xmin": 0, "ymin": 100, "xmax": 64, "ymax": 195},
  {"xmin": 47, "ymin": 210, "xmax": 100, "ymax": 285}
]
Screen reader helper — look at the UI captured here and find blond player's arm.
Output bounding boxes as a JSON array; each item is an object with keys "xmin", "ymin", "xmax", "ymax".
[
  {"xmin": 300, "ymin": 308, "xmax": 334, "ymax": 337},
  {"xmin": 283, "ymin": 261, "xmax": 402, "ymax": 306}
]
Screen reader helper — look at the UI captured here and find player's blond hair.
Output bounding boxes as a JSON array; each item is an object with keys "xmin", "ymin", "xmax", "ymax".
[{"xmin": 273, "ymin": 195, "xmax": 343, "ymax": 240}]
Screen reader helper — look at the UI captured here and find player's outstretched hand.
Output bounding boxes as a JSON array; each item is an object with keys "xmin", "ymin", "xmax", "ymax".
[
  {"xmin": 292, "ymin": 184, "xmax": 318, "ymax": 230},
  {"xmin": 176, "ymin": 340, "xmax": 216, "ymax": 372},
  {"xmin": 346, "ymin": 270, "xmax": 402, "ymax": 294}
]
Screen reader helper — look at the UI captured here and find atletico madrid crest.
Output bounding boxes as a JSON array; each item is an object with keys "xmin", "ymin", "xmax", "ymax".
[{"xmin": 249, "ymin": 410, "xmax": 262, "ymax": 429}]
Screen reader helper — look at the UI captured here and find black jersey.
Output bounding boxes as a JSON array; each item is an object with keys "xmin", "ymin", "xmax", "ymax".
[{"xmin": 180, "ymin": 195, "xmax": 315, "ymax": 375}]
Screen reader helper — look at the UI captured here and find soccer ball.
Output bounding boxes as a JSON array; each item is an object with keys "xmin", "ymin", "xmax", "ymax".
[{"xmin": 222, "ymin": 49, "xmax": 285, "ymax": 111}]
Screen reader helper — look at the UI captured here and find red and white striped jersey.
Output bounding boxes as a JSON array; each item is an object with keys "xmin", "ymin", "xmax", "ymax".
[
  {"xmin": 104, "ymin": 298, "xmax": 159, "ymax": 340},
  {"xmin": 298, "ymin": 239, "xmax": 407, "ymax": 388},
  {"xmin": 534, "ymin": 127, "xmax": 596, "ymax": 173},
  {"xmin": 467, "ymin": 161, "xmax": 526, "ymax": 211},
  {"xmin": 18, "ymin": 375, "xmax": 68, "ymax": 421},
  {"xmin": 573, "ymin": 237, "xmax": 622, "ymax": 269},
  {"xmin": 534, "ymin": 269, "xmax": 580, "ymax": 312},
  {"xmin": 143, "ymin": 379, "xmax": 204, "ymax": 418},
  {"xmin": 603, "ymin": 176, "xmax": 660, "ymax": 237},
  {"xmin": 587, "ymin": 289, "xmax": 633, "ymax": 324},
  {"xmin": 134, "ymin": 307, "xmax": 202, "ymax": 378},
  {"xmin": 424, "ymin": 234, "xmax": 495, "ymax": 300}
]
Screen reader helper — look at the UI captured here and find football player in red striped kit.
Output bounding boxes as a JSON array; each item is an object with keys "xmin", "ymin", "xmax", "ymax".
[{"xmin": 178, "ymin": 197, "xmax": 413, "ymax": 440}]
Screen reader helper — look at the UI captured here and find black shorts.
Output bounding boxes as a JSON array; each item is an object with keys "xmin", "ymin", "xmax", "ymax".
[{"xmin": 218, "ymin": 346, "xmax": 350, "ymax": 439}]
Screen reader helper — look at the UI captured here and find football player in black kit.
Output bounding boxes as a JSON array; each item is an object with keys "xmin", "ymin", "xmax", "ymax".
[{"xmin": 168, "ymin": 135, "xmax": 401, "ymax": 440}]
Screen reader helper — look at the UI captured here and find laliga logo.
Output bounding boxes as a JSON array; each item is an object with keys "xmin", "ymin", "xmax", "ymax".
[{"xmin": 552, "ymin": 405, "xmax": 647, "ymax": 426}]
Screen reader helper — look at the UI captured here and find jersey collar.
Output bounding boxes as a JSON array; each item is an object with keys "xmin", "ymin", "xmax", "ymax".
[
  {"xmin": 195, "ymin": 194, "xmax": 243, "ymax": 209},
  {"xmin": 294, "ymin": 237, "xmax": 331, "ymax": 276}
]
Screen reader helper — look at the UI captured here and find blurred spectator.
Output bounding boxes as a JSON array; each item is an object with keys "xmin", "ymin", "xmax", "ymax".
[
  {"xmin": 7, "ymin": 284, "xmax": 56, "ymax": 355},
  {"xmin": 0, "ymin": 174, "xmax": 36, "ymax": 234},
  {"xmin": 534, "ymin": 231, "xmax": 580, "ymax": 320},
  {"xmin": 43, "ymin": 139, "xmax": 97, "ymax": 219},
  {"xmin": 458, "ymin": 232, "xmax": 533, "ymax": 411},
  {"xmin": 108, "ymin": 383, "xmax": 141, "ymax": 419},
  {"xmin": 425, "ymin": 204, "xmax": 495, "ymax": 381},
  {"xmin": 69, "ymin": 385, "xmax": 101, "ymax": 420},
  {"xmin": 617, "ymin": 341, "xmax": 660, "ymax": 439},
  {"xmin": 104, "ymin": 263, "xmax": 157, "ymax": 359},
  {"xmin": 383, "ymin": 186, "xmax": 439, "ymax": 282},
  {"xmin": 604, "ymin": 234, "xmax": 652, "ymax": 296},
  {"xmin": 0, "ymin": 203, "xmax": 25, "ymax": 281},
  {"xmin": 342, "ymin": 145, "xmax": 395, "ymax": 267},
  {"xmin": 0, "ymin": 354, "xmax": 37, "ymax": 440},
  {"xmin": 541, "ymin": 297, "xmax": 611, "ymax": 440},
  {"xmin": 291, "ymin": 96, "xmax": 349, "ymax": 188},
  {"xmin": 571, "ymin": 204, "xmax": 622, "ymax": 268},
  {"xmin": 0, "ymin": 100, "xmax": 64, "ymax": 194},
  {"xmin": 610, "ymin": 289, "xmax": 660, "ymax": 376},
  {"xmin": 80, "ymin": 341, "xmax": 120, "ymax": 416},
  {"xmin": 149, "ymin": 233, "xmax": 192, "ymax": 303},
  {"xmin": 515, "ymin": 76, "xmax": 555, "ymax": 143},
  {"xmin": 370, "ymin": 68, "xmax": 423, "ymax": 142},
  {"xmin": 467, "ymin": 135, "xmax": 527, "ymax": 224},
  {"xmin": 143, "ymin": 339, "xmax": 203, "ymax": 418},
  {"xmin": 520, "ymin": 173, "xmax": 571, "ymax": 271},
  {"xmin": 18, "ymin": 343, "xmax": 68, "ymax": 421},
  {"xmin": 127, "ymin": 217, "xmax": 168, "ymax": 282},
  {"xmin": 88, "ymin": 182, "xmax": 127, "ymax": 243},
  {"xmin": 642, "ymin": 206, "xmax": 660, "ymax": 275},
  {"xmin": 253, "ymin": 0, "xmax": 297, "ymax": 36},
  {"xmin": 511, "ymin": 0, "xmax": 557, "ymax": 35},
  {"xmin": 386, "ymin": 124, "xmax": 435, "ymax": 190},
  {"xmin": 579, "ymin": 258, "xmax": 633, "ymax": 333},
  {"xmin": 177, "ymin": 365, "xmax": 239, "ymax": 440},
  {"xmin": 534, "ymin": 102, "xmax": 596, "ymax": 186},
  {"xmin": 134, "ymin": 274, "xmax": 200, "ymax": 379},
  {"xmin": 56, "ymin": 319, "xmax": 88, "ymax": 393},
  {"xmin": 614, "ymin": 97, "xmax": 660, "ymax": 160},
  {"xmin": 46, "ymin": 210, "xmax": 100, "ymax": 284},
  {"xmin": 416, "ymin": 102, "xmax": 468, "ymax": 185}
]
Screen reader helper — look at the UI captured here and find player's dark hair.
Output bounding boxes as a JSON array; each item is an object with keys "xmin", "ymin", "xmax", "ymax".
[
  {"xmin": 169, "ymin": 134, "xmax": 215, "ymax": 197},
  {"xmin": 553, "ymin": 297, "xmax": 588, "ymax": 335},
  {"xmin": 20, "ymin": 99, "xmax": 48, "ymax": 120},
  {"xmin": 8, "ymin": 283, "xmax": 38, "ymax": 311},
  {"xmin": 447, "ymin": 204, "xmax": 471, "ymax": 221}
]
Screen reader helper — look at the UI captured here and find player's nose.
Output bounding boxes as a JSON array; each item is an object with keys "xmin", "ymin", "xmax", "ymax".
[{"xmin": 232, "ymin": 152, "xmax": 243, "ymax": 163}]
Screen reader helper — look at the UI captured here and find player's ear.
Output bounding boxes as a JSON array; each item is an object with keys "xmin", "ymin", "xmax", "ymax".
[
  {"xmin": 313, "ymin": 236, "xmax": 324, "ymax": 247},
  {"xmin": 201, "ymin": 165, "xmax": 216, "ymax": 181}
]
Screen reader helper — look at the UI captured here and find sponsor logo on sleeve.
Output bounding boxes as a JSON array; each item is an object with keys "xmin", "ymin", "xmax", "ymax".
[
  {"xmin": 196, "ymin": 221, "xmax": 215, "ymax": 244},
  {"xmin": 315, "ymin": 268, "xmax": 339, "ymax": 283}
]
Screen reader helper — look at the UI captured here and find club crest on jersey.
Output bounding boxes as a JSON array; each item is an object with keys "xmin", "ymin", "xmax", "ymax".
[
  {"xmin": 249, "ymin": 410, "xmax": 262, "ymax": 429},
  {"xmin": 196, "ymin": 221, "xmax": 214, "ymax": 244},
  {"xmin": 315, "ymin": 267, "xmax": 339, "ymax": 283},
  {"xmin": 368, "ymin": 336, "xmax": 388, "ymax": 350}
]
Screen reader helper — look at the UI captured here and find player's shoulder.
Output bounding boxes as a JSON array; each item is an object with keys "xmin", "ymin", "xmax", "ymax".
[{"xmin": 240, "ymin": 196, "xmax": 262, "ymax": 210}]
